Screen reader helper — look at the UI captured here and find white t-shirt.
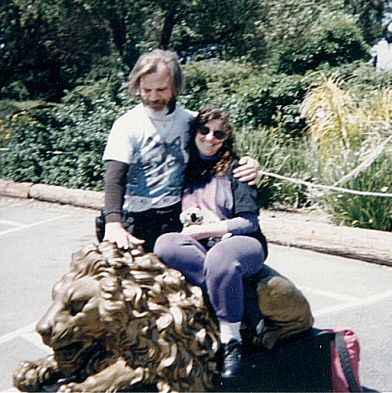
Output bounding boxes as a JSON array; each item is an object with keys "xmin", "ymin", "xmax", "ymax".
[{"xmin": 103, "ymin": 103, "xmax": 195, "ymax": 212}]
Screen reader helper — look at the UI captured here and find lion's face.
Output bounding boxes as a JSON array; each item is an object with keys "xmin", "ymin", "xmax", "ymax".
[{"xmin": 36, "ymin": 273, "xmax": 119, "ymax": 374}]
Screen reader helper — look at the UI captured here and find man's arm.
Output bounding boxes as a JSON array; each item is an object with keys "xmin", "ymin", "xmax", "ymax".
[
  {"xmin": 104, "ymin": 160, "xmax": 127, "ymax": 223},
  {"xmin": 232, "ymin": 156, "xmax": 260, "ymax": 186},
  {"xmin": 104, "ymin": 160, "xmax": 144, "ymax": 249}
]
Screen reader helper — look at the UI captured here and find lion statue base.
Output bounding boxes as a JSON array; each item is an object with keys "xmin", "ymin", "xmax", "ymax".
[{"xmin": 13, "ymin": 242, "xmax": 313, "ymax": 392}]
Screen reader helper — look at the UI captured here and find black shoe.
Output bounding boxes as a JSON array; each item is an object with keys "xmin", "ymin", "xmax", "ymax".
[{"xmin": 221, "ymin": 339, "xmax": 243, "ymax": 379}]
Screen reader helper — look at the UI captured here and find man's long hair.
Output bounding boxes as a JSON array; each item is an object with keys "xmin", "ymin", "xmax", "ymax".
[{"xmin": 128, "ymin": 49, "xmax": 184, "ymax": 97}]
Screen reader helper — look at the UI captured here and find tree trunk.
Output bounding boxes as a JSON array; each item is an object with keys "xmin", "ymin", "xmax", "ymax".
[
  {"xmin": 110, "ymin": 17, "xmax": 127, "ymax": 56},
  {"xmin": 159, "ymin": 5, "xmax": 179, "ymax": 49}
]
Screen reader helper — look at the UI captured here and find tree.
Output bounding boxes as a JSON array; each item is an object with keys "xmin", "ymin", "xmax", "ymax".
[
  {"xmin": 0, "ymin": 0, "xmax": 114, "ymax": 100},
  {"xmin": 276, "ymin": 9, "xmax": 370, "ymax": 74},
  {"xmin": 343, "ymin": 0, "xmax": 386, "ymax": 45},
  {"xmin": 0, "ymin": 0, "xmax": 388, "ymax": 101}
]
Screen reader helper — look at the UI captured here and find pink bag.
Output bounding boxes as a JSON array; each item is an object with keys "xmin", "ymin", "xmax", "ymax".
[{"xmin": 329, "ymin": 328, "xmax": 362, "ymax": 392}]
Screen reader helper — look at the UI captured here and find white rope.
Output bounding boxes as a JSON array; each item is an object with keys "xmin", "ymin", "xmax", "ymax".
[
  {"xmin": 333, "ymin": 136, "xmax": 392, "ymax": 187},
  {"xmin": 258, "ymin": 169, "xmax": 392, "ymax": 198}
]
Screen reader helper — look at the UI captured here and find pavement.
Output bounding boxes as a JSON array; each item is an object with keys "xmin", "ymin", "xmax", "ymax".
[
  {"xmin": 1, "ymin": 178, "xmax": 391, "ymax": 267},
  {"xmin": 1, "ymin": 180, "xmax": 392, "ymax": 392}
]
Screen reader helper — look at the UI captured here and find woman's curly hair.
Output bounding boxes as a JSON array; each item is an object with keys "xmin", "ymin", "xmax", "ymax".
[{"xmin": 185, "ymin": 106, "xmax": 236, "ymax": 184}]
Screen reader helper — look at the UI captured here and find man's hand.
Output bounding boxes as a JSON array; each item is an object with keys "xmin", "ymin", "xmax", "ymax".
[
  {"xmin": 103, "ymin": 222, "xmax": 145, "ymax": 250},
  {"xmin": 233, "ymin": 156, "xmax": 260, "ymax": 186}
]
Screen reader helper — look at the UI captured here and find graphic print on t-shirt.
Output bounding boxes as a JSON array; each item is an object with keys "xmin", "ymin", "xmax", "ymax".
[{"xmin": 125, "ymin": 136, "xmax": 185, "ymax": 200}]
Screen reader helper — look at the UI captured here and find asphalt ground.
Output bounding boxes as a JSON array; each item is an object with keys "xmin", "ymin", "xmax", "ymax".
[{"xmin": 1, "ymin": 194, "xmax": 392, "ymax": 392}]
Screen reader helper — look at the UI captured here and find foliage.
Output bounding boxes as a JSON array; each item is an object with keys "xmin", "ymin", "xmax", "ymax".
[
  {"xmin": 180, "ymin": 59, "xmax": 323, "ymax": 136},
  {"xmin": 0, "ymin": 0, "xmax": 116, "ymax": 101},
  {"xmin": 345, "ymin": 62, "xmax": 392, "ymax": 97},
  {"xmin": 274, "ymin": 9, "xmax": 370, "ymax": 74},
  {"xmin": 0, "ymin": 89, "xmax": 131, "ymax": 190},
  {"xmin": 3, "ymin": 58, "xmax": 317, "ymax": 194},
  {"xmin": 235, "ymin": 127, "xmax": 320, "ymax": 208},
  {"xmin": 179, "ymin": 60, "xmax": 255, "ymax": 111},
  {"xmin": 342, "ymin": 0, "xmax": 387, "ymax": 45},
  {"xmin": 234, "ymin": 118, "xmax": 392, "ymax": 231},
  {"xmin": 171, "ymin": 0, "xmax": 264, "ymax": 60},
  {"xmin": 301, "ymin": 74, "xmax": 391, "ymax": 163},
  {"xmin": 318, "ymin": 152, "xmax": 392, "ymax": 231},
  {"xmin": 0, "ymin": 0, "xmax": 387, "ymax": 102},
  {"xmin": 1, "ymin": 15, "xmax": 392, "ymax": 233},
  {"xmin": 300, "ymin": 73, "xmax": 392, "ymax": 230}
]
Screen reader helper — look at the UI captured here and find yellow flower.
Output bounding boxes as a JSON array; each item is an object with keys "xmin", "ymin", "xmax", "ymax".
[{"xmin": 5, "ymin": 134, "xmax": 11, "ymax": 139}]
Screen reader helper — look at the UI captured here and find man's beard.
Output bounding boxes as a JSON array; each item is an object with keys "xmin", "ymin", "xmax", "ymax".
[
  {"xmin": 142, "ymin": 97, "xmax": 175, "ymax": 116},
  {"xmin": 144, "ymin": 104, "xmax": 169, "ymax": 118},
  {"xmin": 145, "ymin": 101, "xmax": 168, "ymax": 112}
]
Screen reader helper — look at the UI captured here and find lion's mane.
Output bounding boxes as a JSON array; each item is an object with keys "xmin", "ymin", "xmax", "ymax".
[{"xmin": 48, "ymin": 242, "xmax": 219, "ymax": 392}]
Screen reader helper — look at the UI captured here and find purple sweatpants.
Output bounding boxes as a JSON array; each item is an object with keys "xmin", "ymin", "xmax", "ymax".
[{"xmin": 154, "ymin": 233, "xmax": 266, "ymax": 323}]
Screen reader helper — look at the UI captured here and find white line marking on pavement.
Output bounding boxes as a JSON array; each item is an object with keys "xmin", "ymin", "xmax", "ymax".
[
  {"xmin": 0, "ymin": 323, "xmax": 37, "ymax": 344},
  {"xmin": 314, "ymin": 289, "xmax": 392, "ymax": 317},
  {"xmin": 0, "ymin": 214, "xmax": 69, "ymax": 236},
  {"xmin": 299, "ymin": 286, "xmax": 359, "ymax": 302},
  {"xmin": 0, "ymin": 219, "xmax": 23, "ymax": 227}
]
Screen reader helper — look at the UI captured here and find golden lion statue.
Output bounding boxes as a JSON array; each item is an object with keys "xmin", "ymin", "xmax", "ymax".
[
  {"xmin": 13, "ymin": 242, "xmax": 313, "ymax": 392},
  {"xmin": 13, "ymin": 242, "xmax": 220, "ymax": 393}
]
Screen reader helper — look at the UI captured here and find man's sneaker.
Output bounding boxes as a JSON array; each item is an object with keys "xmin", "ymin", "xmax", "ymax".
[{"xmin": 221, "ymin": 339, "xmax": 243, "ymax": 378}]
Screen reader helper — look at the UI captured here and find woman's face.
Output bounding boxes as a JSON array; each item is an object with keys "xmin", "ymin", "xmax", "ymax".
[{"xmin": 195, "ymin": 119, "xmax": 226, "ymax": 157}]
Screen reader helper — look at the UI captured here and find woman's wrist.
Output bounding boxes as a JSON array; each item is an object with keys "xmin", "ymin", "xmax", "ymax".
[{"xmin": 182, "ymin": 221, "xmax": 229, "ymax": 240}]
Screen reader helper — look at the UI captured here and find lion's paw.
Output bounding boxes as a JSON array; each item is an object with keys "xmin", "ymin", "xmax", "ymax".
[{"xmin": 13, "ymin": 361, "xmax": 42, "ymax": 392}]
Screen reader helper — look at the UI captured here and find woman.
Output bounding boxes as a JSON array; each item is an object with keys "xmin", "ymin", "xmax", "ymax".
[{"xmin": 154, "ymin": 106, "xmax": 268, "ymax": 378}]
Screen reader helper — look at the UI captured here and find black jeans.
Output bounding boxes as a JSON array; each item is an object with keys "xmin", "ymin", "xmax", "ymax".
[
  {"xmin": 122, "ymin": 203, "xmax": 182, "ymax": 253},
  {"xmin": 96, "ymin": 203, "xmax": 182, "ymax": 253}
]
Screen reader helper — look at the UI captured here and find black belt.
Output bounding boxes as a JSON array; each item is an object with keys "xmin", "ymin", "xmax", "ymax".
[{"xmin": 127, "ymin": 202, "xmax": 181, "ymax": 218}]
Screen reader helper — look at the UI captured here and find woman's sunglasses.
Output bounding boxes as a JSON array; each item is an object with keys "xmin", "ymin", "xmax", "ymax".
[{"xmin": 198, "ymin": 126, "xmax": 227, "ymax": 140}]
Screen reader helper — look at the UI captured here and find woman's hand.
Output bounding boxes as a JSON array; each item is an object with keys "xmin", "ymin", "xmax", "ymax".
[
  {"xmin": 181, "ymin": 221, "xmax": 229, "ymax": 240},
  {"xmin": 103, "ymin": 222, "xmax": 145, "ymax": 250},
  {"xmin": 233, "ymin": 156, "xmax": 260, "ymax": 186},
  {"xmin": 181, "ymin": 225, "xmax": 206, "ymax": 240}
]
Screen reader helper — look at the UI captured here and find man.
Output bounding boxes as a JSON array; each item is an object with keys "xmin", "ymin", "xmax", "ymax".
[{"xmin": 103, "ymin": 49, "xmax": 259, "ymax": 252}]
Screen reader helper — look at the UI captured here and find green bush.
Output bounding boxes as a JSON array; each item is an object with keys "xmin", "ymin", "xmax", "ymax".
[
  {"xmin": 0, "ymin": 71, "xmax": 135, "ymax": 190},
  {"xmin": 276, "ymin": 10, "xmax": 369, "ymax": 75},
  {"xmin": 0, "ymin": 100, "xmax": 44, "ymax": 148},
  {"xmin": 235, "ymin": 125, "xmax": 392, "ymax": 232},
  {"xmin": 181, "ymin": 60, "xmax": 380, "ymax": 138},
  {"xmin": 235, "ymin": 127, "xmax": 319, "ymax": 208},
  {"xmin": 318, "ymin": 153, "xmax": 392, "ymax": 230},
  {"xmin": 180, "ymin": 60, "xmax": 323, "ymax": 135},
  {"xmin": 0, "ymin": 94, "xmax": 130, "ymax": 190}
]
